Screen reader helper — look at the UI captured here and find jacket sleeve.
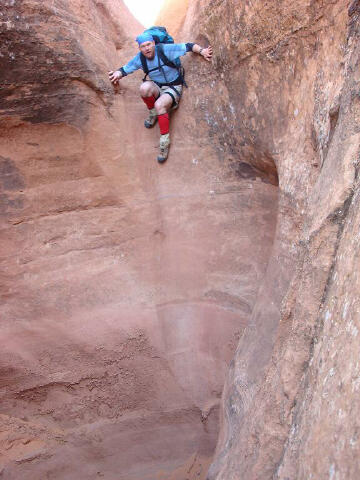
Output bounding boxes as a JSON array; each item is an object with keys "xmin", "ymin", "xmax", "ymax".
[
  {"xmin": 120, "ymin": 53, "xmax": 142, "ymax": 75},
  {"xmin": 162, "ymin": 43, "xmax": 187, "ymax": 61}
]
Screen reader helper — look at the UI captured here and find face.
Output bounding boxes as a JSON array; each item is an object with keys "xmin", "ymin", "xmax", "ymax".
[{"xmin": 139, "ymin": 40, "xmax": 155, "ymax": 59}]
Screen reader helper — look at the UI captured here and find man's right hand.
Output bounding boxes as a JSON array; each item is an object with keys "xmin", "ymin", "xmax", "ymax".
[{"xmin": 108, "ymin": 70, "xmax": 122, "ymax": 85}]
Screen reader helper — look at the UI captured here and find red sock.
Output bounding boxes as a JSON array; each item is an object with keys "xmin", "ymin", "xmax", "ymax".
[
  {"xmin": 158, "ymin": 113, "xmax": 170, "ymax": 135},
  {"xmin": 142, "ymin": 95, "xmax": 156, "ymax": 109}
]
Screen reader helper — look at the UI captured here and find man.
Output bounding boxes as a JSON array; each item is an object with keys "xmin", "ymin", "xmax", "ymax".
[{"xmin": 109, "ymin": 32, "xmax": 212, "ymax": 163}]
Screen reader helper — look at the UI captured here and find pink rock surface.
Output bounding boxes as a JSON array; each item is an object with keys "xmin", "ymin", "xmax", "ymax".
[
  {"xmin": 5, "ymin": 0, "xmax": 359, "ymax": 479},
  {"xmin": 0, "ymin": 1, "xmax": 277, "ymax": 479},
  {"xmin": 177, "ymin": 1, "xmax": 360, "ymax": 479}
]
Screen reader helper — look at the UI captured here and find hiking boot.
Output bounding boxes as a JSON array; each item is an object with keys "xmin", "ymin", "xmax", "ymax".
[
  {"xmin": 157, "ymin": 133, "xmax": 170, "ymax": 163},
  {"xmin": 144, "ymin": 108, "xmax": 157, "ymax": 128}
]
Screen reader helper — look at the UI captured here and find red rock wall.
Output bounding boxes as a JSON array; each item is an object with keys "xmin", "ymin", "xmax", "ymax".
[
  {"xmin": 0, "ymin": 1, "xmax": 278, "ymax": 479},
  {"xmin": 4, "ymin": 0, "xmax": 359, "ymax": 479},
  {"xmin": 156, "ymin": 0, "xmax": 189, "ymax": 37},
  {"xmin": 174, "ymin": 0, "xmax": 360, "ymax": 479}
]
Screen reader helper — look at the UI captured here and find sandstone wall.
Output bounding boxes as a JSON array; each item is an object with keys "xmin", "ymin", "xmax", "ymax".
[
  {"xmin": 174, "ymin": 0, "xmax": 360, "ymax": 478},
  {"xmin": 2, "ymin": 0, "xmax": 358, "ymax": 478},
  {"xmin": 0, "ymin": 1, "xmax": 278, "ymax": 479},
  {"xmin": 156, "ymin": 0, "xmax": 189, "ymax": 38}
]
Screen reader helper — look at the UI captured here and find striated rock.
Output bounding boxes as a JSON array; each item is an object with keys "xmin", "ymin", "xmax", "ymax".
[{"xmin": 0, "ymin": 0, "xmax": 140, "ymax": 127}]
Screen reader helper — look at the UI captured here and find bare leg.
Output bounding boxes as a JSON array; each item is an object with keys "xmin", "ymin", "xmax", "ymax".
[
  {"xmin": 140, "ymin": 82, "xmax": 160, "ymax": 128},
  {"xmin": 155, "ymin": 94, "xmax": 173, "ymax": 164},
  {"xmin": 154, "ymin": 94, "xmax": 173, "ymax": 115},
  {"xmin": 139, "ymin": 81, "xmax": 159, "ymax": 99}
]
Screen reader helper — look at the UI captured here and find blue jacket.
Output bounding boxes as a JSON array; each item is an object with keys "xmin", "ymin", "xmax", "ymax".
[{"xmin": 122, "ymin": 43, "xmax": 187, "ymax": 85}]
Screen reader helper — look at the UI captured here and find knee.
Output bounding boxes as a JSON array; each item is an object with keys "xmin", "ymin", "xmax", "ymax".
[
  {"xmin": 140, "ymin": 82, "xmax": 153, "ymax": 97},
  {"xmin": 155, "ymin": 99, "xmax": 166, "ymax": 115}
]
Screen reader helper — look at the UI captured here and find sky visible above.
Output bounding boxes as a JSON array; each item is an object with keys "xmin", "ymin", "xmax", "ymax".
[{"xmin": 123, "ymin": 0, "xmax": 166, "ymax": 28}]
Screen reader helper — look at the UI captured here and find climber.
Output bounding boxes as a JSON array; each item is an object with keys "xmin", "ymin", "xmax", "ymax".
[{"xmin": 108, "ymin": 32, "xmax": 212, "ymax": 163}]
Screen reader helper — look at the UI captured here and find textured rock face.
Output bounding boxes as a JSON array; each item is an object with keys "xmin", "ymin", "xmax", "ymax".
[
  {"xmin": 173, "ymin": 0, "xmax": 360, "ymax": 479},
  {"xmin": 0, "ymin": 1, "xmax": 277, "ymax": 479},
  {"xmin": 3, "ymin": 0, "xmax": 359, "ymax": 479}
]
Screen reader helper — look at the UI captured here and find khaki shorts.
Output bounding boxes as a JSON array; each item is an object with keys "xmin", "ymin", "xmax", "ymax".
[{"xmin": 155, "ymin": 83, "xmax": 183, "ymax": 110}]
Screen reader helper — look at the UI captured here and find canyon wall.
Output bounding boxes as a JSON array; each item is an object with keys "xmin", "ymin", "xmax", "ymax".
[
  {"xmin": 168, "ymin": 0, "xmax": 360, "ymax": 478},
  {"xmin": 1, "ymin": 0, "xmax": 359, "ymax": 479},
  {"xmin": 0, "ymin": 1, "xmax": 277, "ymax": 479},
  {"xmin": 156, "ymin": 0, "xmax": 189, "ymax": 37}
]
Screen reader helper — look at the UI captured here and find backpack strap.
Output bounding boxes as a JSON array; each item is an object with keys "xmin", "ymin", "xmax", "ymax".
[
  {"xmin": 140, "ymin": 50, "xmax": 162, "ymax": 80},
  {"xmin": 156, "ymin": 45, "xmax": 187, "ymax": 88},
  {"xmin": 140, "ymin": 53, "xmax": 149, "ymax": 76},
  {"xmin": 156, "ymin": 44, "xmax": 178, "ymax": 70}
]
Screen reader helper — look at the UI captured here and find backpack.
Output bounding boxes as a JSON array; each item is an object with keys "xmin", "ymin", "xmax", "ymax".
[
  {"xmin": 139, "ymin": 26, "xmax": 186, "ymax": 87},
  {"xmin": 143, "ymin": 26, "xmax": 175, "ymax": 46}
]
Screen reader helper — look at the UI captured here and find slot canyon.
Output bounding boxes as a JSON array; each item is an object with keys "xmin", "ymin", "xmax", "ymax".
[{"xmin": 1, "ymin": 1, "xmax": 360, "ymax": 479}]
